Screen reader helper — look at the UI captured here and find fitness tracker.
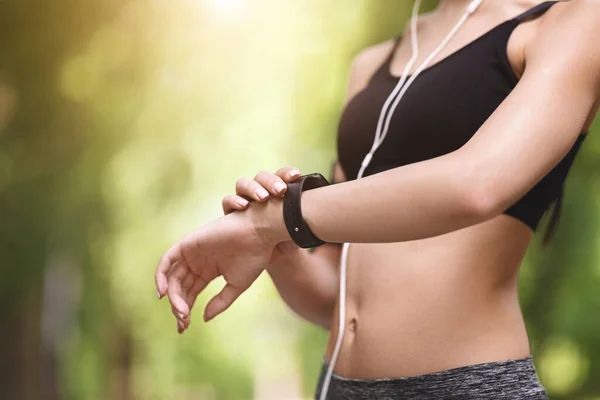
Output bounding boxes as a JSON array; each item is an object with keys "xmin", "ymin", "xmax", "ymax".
[{"xmin": 283, "ymin": 173, "xmax": 330, "ymax": 249}]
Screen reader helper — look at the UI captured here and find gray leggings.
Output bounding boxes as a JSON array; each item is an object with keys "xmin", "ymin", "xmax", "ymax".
[{"xmin": 314, "ymin": 356, "xmax": 549, "ymax": 400}]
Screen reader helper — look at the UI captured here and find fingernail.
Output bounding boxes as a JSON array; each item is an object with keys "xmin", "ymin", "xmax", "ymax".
[
  {"xmin": 157, "ymin": 291, "xmax": 161, "ymax": 299},
  {"xmin": 237, "ymin": 198, "xmax": 249, "ymax": 207},
  {"xmin": 255, "ymin": 188, "xmax": 269, "ymax": 200},
  {"xmin": 273, "ymin": 182, "xmax": 286, "ymax": 194},
  {"xmin": 178, "ymin": 312, "xmax": 184, "ymax": 320},
  {"xmin": 289, "ymin": 169, "xmax": 300, "ymax": 179}
]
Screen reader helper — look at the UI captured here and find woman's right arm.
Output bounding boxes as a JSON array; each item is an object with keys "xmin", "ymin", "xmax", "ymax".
[
  {"xmin": 264, "ymin": 162, "xmax": 347, "ymax": 330},
  {"xmin": 223, "ymin": 163, "xmax": 346, "ymax": 330},
  {"xmin": 265, "ymin": 230, "xmax": 341, "ymax": 330},
  {"xmin": 220, "ymin": 42, "xmax": 394, "ymax": 329}
]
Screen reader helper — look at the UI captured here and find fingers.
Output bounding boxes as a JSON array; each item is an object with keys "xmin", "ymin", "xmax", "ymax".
[
  {"xmin": 173, "ymin": 305, "xmax": 186, "ymax": 334},
  {"xmin": 235, "ymin": 177, "xmax": 270, "ymax": 203},
  {"xmin": 235, "ymin": 167, "xmax": 301, "ymax": 201},
  {"xmin": 155, "ymin": 244, "xmax": 182, "ymax": 299},
  {"xmin": 203, "ymin": 283, "xmax": 244, "ymax": 322},
  {"xmin": 167, "ymin": 263, "xmax": 190, "ymax": 321},
  {"xmin": 223, "ymin": 168, "xmax": 301, "ymax": 215},
  {"xmin": 252, "ymin": 171, "xmax": 288, "ymax": 197},
  {"xmin": 180, "ymin": 279, "xmax": 206, "ymax": 331},
  {"xmin": 222, "ymin": 195, "xmax": 249, "ymax": 215},
  {"xmin": 174, "ymin": 275, "xmax": 210, "ymax": 333},
  {"xmin": 171, "ymin": 274, "xmax": 194, "ymax": 331},
  {"xmin": 186, "ymin": 279, "xmax": 206, "ymax": 313},
  {"xmin": 274, "ymin": 167, "xmax": 301, "ymax": 182},
  {"xmin": 254, "ymin": 168, "xmax": 301, "ymax": 196}
]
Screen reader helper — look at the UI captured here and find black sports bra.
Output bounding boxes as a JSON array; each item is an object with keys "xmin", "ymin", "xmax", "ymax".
[{"xmin": 336, "ymin": 1, "xmax": 587, "ymax": 232}]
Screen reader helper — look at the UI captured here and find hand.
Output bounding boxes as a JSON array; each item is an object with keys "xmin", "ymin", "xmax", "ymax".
[
  {"xmin": 221, "ymin": 167, "xmax": 303, "ymax": 264},
  {"xmin": 155, "ymin": 182, "xmax": 291, "ymax": 334}
]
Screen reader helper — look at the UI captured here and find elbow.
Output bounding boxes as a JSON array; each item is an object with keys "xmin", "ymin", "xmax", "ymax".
[
  {"xmin": 311, "ymin": 300, "xmax": 336, "ymax": 331},
  {"xmin": 314, "ymin": 318, "xmax": 332, "ymax": 331},
  {"xmin": 460, "ymin": 176, "xmax": 504, "ymax": 222},
  {"xmin": 466, "ymin": 190, "xmax": 501, "ymax": 221},
  {"xmin": 297, "ymin": 306, "xmax": 334, "ymax": 331},
  {"xmin": 449, "ymin": 151, "xmax": 504, "ymax": 224}
]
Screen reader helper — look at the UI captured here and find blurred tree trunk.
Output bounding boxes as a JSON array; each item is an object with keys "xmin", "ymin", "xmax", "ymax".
[
  {"xmin": 0, "ymin": 283, "xmax": 55, "ymax": 400},
  {"xmin": 0, "ymin": 1, "xmax": 131, "ymax": 399}
]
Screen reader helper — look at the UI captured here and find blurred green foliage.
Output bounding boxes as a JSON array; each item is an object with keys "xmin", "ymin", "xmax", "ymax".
[{"xmin": 1, "ymin": 1, "xmax": 599, "ymax": 399}]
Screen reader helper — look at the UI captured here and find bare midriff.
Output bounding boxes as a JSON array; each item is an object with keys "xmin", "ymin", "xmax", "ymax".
[{"xmin": 324, "ymin": 214, "xmax": 534, "ymax": 379}]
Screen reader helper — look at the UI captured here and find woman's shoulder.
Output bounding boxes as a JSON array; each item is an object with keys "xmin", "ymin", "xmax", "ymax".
[
  {"xmin": 525, "ymin": 0, "xmax": 600, "ymax": 71},
  {"xmin": 525, "ymin": 0, "xmax": 600, "ymax": 131},
  {"xmin": 344, "ymin": 39, "xmax": 397, "ymax": 100},
  {"xmin": 530, "ymin": 0, "xmax": 600, "ymax": 49},
  {"xmin": 351, "ymin": 39, "xmax": 397, "ymax": 74}
]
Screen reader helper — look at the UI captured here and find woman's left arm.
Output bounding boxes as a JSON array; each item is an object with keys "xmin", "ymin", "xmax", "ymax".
[
  {"xmin": 156, "ymin": 2, "xmax": 600, "ymax": 323},
  {"xmin": 262, "ymin": 1, "xmax": 600, "ymax": 244}
]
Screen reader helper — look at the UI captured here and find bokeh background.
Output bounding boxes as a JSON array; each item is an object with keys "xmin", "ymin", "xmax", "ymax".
[{"xmin": 1, "ymin": 0, "xmax": 600, "ymax": 399}]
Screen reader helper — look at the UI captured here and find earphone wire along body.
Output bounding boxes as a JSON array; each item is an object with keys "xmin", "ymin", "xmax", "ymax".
[{"xmin": 318, "ymin": 1, "xmax": 485, "ymax": 399}]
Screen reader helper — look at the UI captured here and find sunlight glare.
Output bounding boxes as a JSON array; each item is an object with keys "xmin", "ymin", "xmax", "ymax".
[{"xmin": 209, "ymin": 0, "xmax": 243, "ymax": 14}]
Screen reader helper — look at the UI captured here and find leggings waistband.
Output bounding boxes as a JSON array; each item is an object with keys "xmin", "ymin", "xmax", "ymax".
[{"xmin": 315, "ymin": 356, "xmax": 549, "ymax": 400}]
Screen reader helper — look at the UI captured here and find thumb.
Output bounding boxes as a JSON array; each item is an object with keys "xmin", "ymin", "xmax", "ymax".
[{"xmin": 203, "ymin": 283, "xmax": 244, "ymax": 322}]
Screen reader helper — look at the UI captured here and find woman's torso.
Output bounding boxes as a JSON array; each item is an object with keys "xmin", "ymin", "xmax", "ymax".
[{"xmin": 324, "ymin": 0, "xmax": 597, "ymax": 379}]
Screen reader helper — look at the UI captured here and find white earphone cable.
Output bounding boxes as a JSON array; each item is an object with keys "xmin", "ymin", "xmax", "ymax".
[
  {"xmin": 366, "ymin": 0, "xmax": 423, "ymax": 167},
  {"xmin": 318, "ymin": 1, "xmax": 485, "ymax": 399}
]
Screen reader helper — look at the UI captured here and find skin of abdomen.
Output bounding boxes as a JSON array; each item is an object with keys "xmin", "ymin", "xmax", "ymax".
[{"xmin": 324, "ymin": 214, "xmax": 534, "ymax": 379}]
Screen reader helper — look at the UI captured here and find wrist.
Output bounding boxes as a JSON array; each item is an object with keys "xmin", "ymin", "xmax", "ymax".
[
  {"xmin": 248, "ymin": 197, "xmax": 291, "ymax": 247},
  {"xmin": 281, "ymin": 173, "xmax": 329, "ymax": 248}
]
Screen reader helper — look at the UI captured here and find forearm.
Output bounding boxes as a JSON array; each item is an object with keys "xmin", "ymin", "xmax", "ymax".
[
  {"xmin": 266, "ymin": 244, "xmax": 339, "ymax": 329},
  {"xmin": 305, "ymin": 155, "xmax": 481, "ymax": 243},
  {"xmin": 262, "ymin": 150, "xmax": 488, "ymax": 245}
]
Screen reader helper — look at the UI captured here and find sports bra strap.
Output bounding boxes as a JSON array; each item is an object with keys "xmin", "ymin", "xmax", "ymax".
[
  {"xmin": 368, "ymin": 35, "xmax": 403, "ymax": 83},
  {"xmin": 513, "ymin": 1, "xmax": 558, "ymax": 22},
  {"xmin": 385, "ymin": 35, "xmax": 403, "ymax": 63}
]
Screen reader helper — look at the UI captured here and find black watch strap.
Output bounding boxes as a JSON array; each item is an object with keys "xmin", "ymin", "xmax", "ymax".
[{"xmin": 283, "ymin": 173, "xmax": 330, "ymax": 249}]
